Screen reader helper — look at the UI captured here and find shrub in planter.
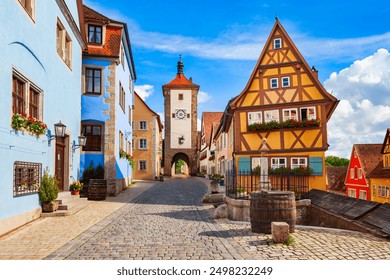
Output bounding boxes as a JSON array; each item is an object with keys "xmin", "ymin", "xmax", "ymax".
[{"xmin": 39, "ymin": 169, "xmax": 59, "ymax": 212}]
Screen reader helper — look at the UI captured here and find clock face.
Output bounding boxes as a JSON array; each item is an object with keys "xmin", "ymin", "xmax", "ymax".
[{"xmin": 175, "ymin": 109, "xmax": 187, "ymax": 119}]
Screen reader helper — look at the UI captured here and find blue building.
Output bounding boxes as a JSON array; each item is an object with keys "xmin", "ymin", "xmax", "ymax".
[
  {"xmin": 81, "ymin": 6, "xmax": 136, "ymax": 195},
  {"xmin": 0, "ymin": 0, "xmax": 86, "ymax": 235}
]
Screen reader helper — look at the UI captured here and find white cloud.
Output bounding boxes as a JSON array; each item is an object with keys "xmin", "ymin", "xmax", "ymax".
[
  {"xmin": 83, "ymin": 1, "xmax": 390, "ymax": 62},
  {"xmin": 135, "ymin": 84, "xmax": 154, "ymax": 100},
  {"xmin": 198, "ymin": 91, "xmax": 211, "ymax": 104},
  {"xmin": 325, "ymin": 49, "xmax": 390, "ymax": 158}
]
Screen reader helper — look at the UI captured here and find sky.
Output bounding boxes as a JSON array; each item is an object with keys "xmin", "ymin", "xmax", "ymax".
[{"xmin": 84, "ymin": 0, "xmax": 390, "ymax": 159}]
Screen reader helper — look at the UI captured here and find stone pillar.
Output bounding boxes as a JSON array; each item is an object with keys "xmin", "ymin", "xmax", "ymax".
[{"xmin": 259, "ymin": 138, "xmax": 271, "ymax": 191}]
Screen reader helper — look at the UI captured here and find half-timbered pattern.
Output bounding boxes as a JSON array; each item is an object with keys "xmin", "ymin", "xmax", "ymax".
[{"xmin": 217, "ymin": 19, "xmax": 338, "ymax": 192}]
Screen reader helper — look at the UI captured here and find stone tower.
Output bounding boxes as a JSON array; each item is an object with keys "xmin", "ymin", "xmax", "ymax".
[{"xmin": 162, "ymin": 57, "xmax": 199, "ymax": 176}]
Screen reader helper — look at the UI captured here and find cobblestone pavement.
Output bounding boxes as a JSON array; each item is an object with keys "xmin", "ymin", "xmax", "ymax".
[{"xmin": 1, "ymin": 177, "xmax": 390, "ymax": 260}]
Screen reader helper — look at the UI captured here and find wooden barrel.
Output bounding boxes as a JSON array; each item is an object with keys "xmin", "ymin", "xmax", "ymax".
[
  {"xmin": 250, "ymin": 191, "xmax": 296, "ymax": 234},
  {"xmin": 88, "ymin": 179, "xmax": 107, "ymax": 201}
]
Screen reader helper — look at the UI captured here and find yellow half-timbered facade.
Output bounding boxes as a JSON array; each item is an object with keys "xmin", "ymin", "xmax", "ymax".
[
  {"xmin": 218, "ymin": 19, "xmax": 339, "ymax": 191},
  {"xmin": 370, "ymin": 128, "xmax": 390, "ymax": 203}
]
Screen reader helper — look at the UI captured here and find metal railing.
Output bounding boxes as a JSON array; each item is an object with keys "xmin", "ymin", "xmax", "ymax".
[{"xmin": 225, "ymin": 170, "xmax": 310, "ymax": 200}]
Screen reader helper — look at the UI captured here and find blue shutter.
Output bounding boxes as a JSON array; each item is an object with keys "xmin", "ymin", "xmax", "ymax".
[
  {"xmin": 309, "ymin": 157, "xmax": 323, "ymax": 176},
  {"xmin": 238, "ymin": 157, "xmax": 251, "ymax": 173}
]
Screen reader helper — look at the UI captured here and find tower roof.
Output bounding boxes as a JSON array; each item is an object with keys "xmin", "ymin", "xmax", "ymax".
[{"xmin": 163, "ymin": 57, "xmax": 199, "ymax": 88}]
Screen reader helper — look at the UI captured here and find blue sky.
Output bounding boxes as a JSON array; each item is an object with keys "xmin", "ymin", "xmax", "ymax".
[{"xmin": 84, "ymin": 0, "xmax": 390, "ymax": 158}]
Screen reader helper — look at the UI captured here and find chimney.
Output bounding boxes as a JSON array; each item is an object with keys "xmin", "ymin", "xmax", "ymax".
[{"xmin": 311, "ymin": 66, "xmax": 318, "ymax": 79}]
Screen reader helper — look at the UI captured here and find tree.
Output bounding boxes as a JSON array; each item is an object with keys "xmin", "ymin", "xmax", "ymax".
[
  {"xmin": 325, "ymin": 156, "xmax": 349, "ymax": 167},
  {"xmin": 175, "ymin": 160, "xmax": 186, "ymax": 174}
]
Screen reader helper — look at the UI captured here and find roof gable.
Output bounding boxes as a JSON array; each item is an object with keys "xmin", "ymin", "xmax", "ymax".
[
  {"xmin": 201, "ymin": 112, "xmax": 223, "ymax": 148},
  {"xmin": 231, "ymin": 19, "xmax": 338, "ymax": 119},
  {"xmin": 134, "ymin": 92, "xmax": 163, "ymax": 132},
  {"xmin": 353, "ymin": 144, "xmax": 383, "ymax": 177},
  {"xmin": 381, "ymin": 128, "xmax": 390, "ymax": 154}
]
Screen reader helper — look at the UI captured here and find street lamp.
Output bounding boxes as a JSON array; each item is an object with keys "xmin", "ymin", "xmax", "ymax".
[
  {"xmin": 48, "ymin": 121, "xmax": 66, "ymax": 144},
  {"xmin": 72, "ymin": 133, "xmax": 87, "ymax": 152}
]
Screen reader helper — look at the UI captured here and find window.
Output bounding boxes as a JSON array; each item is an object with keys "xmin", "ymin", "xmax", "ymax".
[
  {"xmin": 128, "ymin": 105, "xmax": 132, "ymax": 124},
  {"xmin": 300, "ymin": 107, "xmax": 316, "ymax": 120},
  {"xmin": 252, "ymin": 157, "xmax": 261, "ymax": 170},
  {"xmin": 18, "ymin": 0, "xmax": 35, "ymax": 19},
  {"xmin": 139, "ymin": 138, "xmax": 147, "ymax": 149},
  {"xmin": 139, "ymin": 160, "xmax": 147, "ymax": 171},
  {"xmin": 85, "ymin": 68, "xmax": 101, "ymax": 94},
  {"xmin": 14, "ymin": 161, "xmax": 41, "ymax": 196},
  {"xmin": 271, "ymin": 158, "xmax": 286, "ymax": 168},
  {"xmin": 88, "ymin": 25, "xmax": 102, "ymax": 44},
  {"xmin": 354, "ymin": 166, "xmax": 358, "ymax": 179},
  {"xmin": 373, "ymin": 185, "xmax": 376, "ymax": 196},
  {"xmin": 126, "ymin": 141, "xmax": 131, "ymax": 153},
  {"xmin": 264, "ymin": 110, "xmax": 279, "ymax": 123},
  {"xmin": 179, "ymin": 93, "xmax": 183, "ymax": 100},
  {"xmin": 29, "ymin": 88, "xmax": 39, "ymax": 118},
  {"xmin": 270, "ymin": 78, "xmax": 278, "ymax": 89},
  {"xmin": 57, "ymin": 20, "xmax": 72, "ymax": 68},
  {"xmin": 119, "ymin": 131, "xmax": 124, "ymax": 152},
  {"xmin": 358, "ymin": 168, "xmax": 363, "ymax": 179},
  {"xmin": 274, "ymin": 38, "xmax": 282, "ymax": 49},
  {"xmin": 119, "ymin": 83, "xmax": 125, "ymax": 112},
  {"xmin": 350, "ymin": 168, "xmax": 355, "ymax": 179},
  {"xmin": 82, "ymin": 124, "xmax": 102, "ymax": 151},
  {"xmin": 282, "ymin": 108, "xmax": 298, "ymax": 121},
  {"xmin": 139, "ymin": 121, "xmax": 147, "ymax": 130},
  {"xmin": 291, "ymin": 157, "xmax": 307, "ymax": 168},
  {"xmin": 121, "ymin": 46, "xmax": 125, "ymax": 70},
  {"xmin": 12, "ymin": 70, "xmax": 42, "ymax": 120},
  {"xmin": 12, "ymin": 76, "xmax": 25, "ymax": 115},
  {"xmin": 359, "ymin": 190, "xmax": 367, "ymax": 200},
  {"xmin": 248, "ymin": 112, "xmax": 262, "ymax": 125},
  {"xmin": 132, "ymin": 139, "xmax": 134, "ymax": 149},
  {"xmin": 282, "ymin": 77, "xmax": 290, "ymax": 87},
  {"xmin": 348, "ymin": 189, "xmax": 357, "ymax": 198}
]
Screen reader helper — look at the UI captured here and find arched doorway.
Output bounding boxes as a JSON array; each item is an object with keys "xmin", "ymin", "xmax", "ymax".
[{"xmin": 171, "ymin": 153, "xmax": 190, "ymax": 176}]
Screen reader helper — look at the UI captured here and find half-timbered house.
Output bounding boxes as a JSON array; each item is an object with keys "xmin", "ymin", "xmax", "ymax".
[{"xmin": 217, "ymin": 18, "xmax": 338, "ymax": 193}]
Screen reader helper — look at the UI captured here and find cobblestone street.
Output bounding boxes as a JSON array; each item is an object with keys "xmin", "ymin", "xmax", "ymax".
[{"xmin": 1, "ymin": 177, "xmax": 390, "ymax": 260}]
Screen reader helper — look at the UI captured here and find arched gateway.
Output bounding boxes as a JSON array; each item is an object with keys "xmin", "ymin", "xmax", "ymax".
[{"xmin": 162, "ymin": 57, "xmax": 199, "ymax": 176}]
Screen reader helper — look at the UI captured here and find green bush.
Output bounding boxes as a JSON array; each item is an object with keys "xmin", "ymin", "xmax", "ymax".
[
  {"xmin": 81, "ymin": 162, "xmax": 104, "ymax": 184},
  {"xmin": 38, "ymin": 169, "xmax": 59, "ymax": 203}
]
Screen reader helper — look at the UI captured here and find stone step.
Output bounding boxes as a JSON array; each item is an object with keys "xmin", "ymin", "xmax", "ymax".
[{"xmin": 40, "ymin": 191, "xmax": 92, "ymax": 217}]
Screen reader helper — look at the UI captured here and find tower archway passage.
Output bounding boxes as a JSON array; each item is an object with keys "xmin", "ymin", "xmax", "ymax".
[{"xmin": 171, "ymin": 153, "xmax": 190, "ymax": 176}]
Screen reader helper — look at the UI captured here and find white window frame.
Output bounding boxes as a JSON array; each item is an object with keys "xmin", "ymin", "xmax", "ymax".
[
  {"xmin": 273, "ymin": 38, "xmax": 282, "ymax": 49},
  {"xmin": 139, "ymin": 138, "xmax": 147, "ymax": 149},
  {"xmin": 264, "ymin": 110, "xmax": 279, "ymax": 123},
  {"xmin": 139, "ymin": 160, "xmax": 147, "ymax": 171},
  {"xmin": 291, "ymin": 157, "xmax": 307, "ymax": 168},
  {"xmin": 359, "ymin": 190, "xmax": 367, "ymax": 200},
  {"xmin": 282, "ymin": 108, "xmax": 298, "ymax": 121},
  {"xmin": 350, "ymin": 168, "xmax": 355, "ymax": 179},
  {"xmin": 56, "ymin": 19, "xmax": 72, "ymax": 69},
  {"xmin": 248, "ymin": 112, "xmax": 262, "ymax": 125},
  {"xmin": 387, "ymin": 186, "xmax": 390, "ymax": 198},
  {"xmin": 348, "ymin": 188, "xmax": 357, "ymax": 198},
  {"xmin": 12, "ymin": 69, "xmax": 43, "ymax": 120},
  {"xmin": 271, "ymin": 158, "xmax": 287, "ymax": 169},
  {"xmin": 300, "ymin": 107, "xmax": 316, "ymax": 120},
  {"xmin": 252, "ymin": 157, "xmax": 261, "ymax": 170},
  {"xmin": 358, "ymin": 168, "xmax": 363, "ymax": 179},
  {"xmin": 282, "ymin": 76, "xmax": 290, "ymax": 88},
  {"xmin": 270, "ymin": 78, "xmax": 278, "ymax": 89},
  {"xmin": 139, "ymin": 121, "xmax": 148, "ymax": 130}
]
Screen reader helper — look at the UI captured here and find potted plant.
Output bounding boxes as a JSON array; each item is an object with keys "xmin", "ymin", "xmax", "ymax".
[
  {"xmin": 39, "ymin": 169, "xmax": 59, "ymax": 212},
  {"xmin": 237, "ymin": 187, "xmax": 247, "ymax": 198},
  {"xmin": 70, "ymin": 181, "xmax": 83, "ymax": 195}
]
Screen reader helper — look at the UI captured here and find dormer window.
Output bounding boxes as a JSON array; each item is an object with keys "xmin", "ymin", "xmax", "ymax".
[
  {"xmin": 88, "ymin": 25, "xmax": 102, "ymax": 44},
  {"xmin": 274, "ymin": 38, "xmax": 282, "ymax": 49}
]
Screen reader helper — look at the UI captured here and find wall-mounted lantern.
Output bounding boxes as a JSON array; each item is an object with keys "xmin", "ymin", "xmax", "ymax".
[
  {"xmin": 72, "ymin": 134, "xmax": 87, "ymax": 152},
  {"xmin": 48, "ymin": 121, "xmax": 66, "ymax": 144}
]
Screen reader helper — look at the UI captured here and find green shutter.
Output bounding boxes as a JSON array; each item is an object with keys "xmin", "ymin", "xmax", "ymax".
[
  {"xmin": 238, "ymin": 157, "xmax": 251, "ymax": 173},
  {"xmin": 309, "ymin": 157, "xmax": 323, "ymax": 176}
]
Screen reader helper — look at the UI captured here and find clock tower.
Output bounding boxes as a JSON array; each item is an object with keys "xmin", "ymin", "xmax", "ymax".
[{"xmin": 162, "ymin": 57, "xmax": 199, "ymax": 176}]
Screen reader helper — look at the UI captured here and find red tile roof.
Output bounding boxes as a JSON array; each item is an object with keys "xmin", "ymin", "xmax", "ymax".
[
  {"xmin": 202, "ymin": 112, "xmax": 223, "ymax": 148},
  {"xmin": 83, "ymin": 5, "xmax": 123, "ymax": 57},
  {"xmin": 354, "ymin": 144, "xmax": 383, "ymax": 177},
  {"xmin": 165, "ymin": 74, "xmax": 198, "ymax": 87}
]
